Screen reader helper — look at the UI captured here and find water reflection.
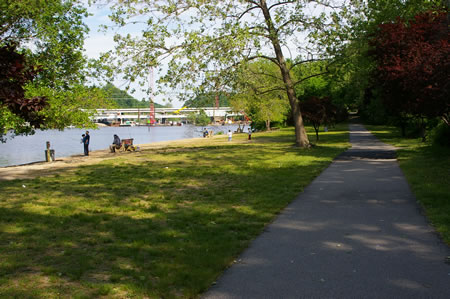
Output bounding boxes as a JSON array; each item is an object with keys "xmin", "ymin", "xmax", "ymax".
[{"xmin": 0, "ymin": 124, "xmax": 241, "ymax": 167}]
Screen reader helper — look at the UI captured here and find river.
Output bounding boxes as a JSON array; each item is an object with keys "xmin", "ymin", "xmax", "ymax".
[{"xmin": 0, "ymin": 124, "xmax": 241, "ymax": 167}]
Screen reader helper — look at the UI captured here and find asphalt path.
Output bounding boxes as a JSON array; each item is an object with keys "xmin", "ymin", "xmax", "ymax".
[{"xmin": 204, "ymin": 123, "xmax": 450, "ymax": 298}]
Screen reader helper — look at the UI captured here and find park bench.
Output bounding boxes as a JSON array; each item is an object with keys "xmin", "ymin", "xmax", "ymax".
[{"xmin": 121, "ymin": 138, "xmax": 136, "ymax": 151}]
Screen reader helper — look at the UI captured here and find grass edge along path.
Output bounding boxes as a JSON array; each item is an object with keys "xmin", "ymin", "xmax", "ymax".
[
  {"xmin": 365, "ymin": 124, "xmax": 450, "ymax": 246},
  {"xmin": 0, "ymin": 124, "xmax": 349, "ymax": 298}
]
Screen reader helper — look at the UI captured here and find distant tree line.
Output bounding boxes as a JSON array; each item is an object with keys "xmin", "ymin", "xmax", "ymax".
[
  {"xmin": 102, "ymin": 83, "xmax": 166, "ymax": 109},
  {"xmin": 183, "ymin": 93, "xmax": 230, "ymax": 108}
]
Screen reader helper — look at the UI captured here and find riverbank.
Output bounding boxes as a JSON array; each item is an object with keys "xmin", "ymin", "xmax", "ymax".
[
  {"xmin": 0, "ymin": 135, "xmax": 219, "ymax": 181},
  {"xmin": 0, "ymin": 125, "xmax": 350, "ymax": 298},
  {"xmin": 0, "ymin": 124, "xmax": 241, "ymax": 167}
]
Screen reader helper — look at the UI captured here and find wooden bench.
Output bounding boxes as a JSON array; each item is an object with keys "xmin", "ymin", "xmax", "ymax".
[{"xmin": 121, "ymin": 138, "xmax": 135, "ymax": 151}]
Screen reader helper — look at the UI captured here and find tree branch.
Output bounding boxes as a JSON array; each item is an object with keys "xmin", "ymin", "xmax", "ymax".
[
  {"xmin": 247, "ymin": 69, "xmax": 284, "ymax": 82},
  {"xmin": 245, "ymin": 55, "xmax": 280, "ymax": 65},
  {"xmin": 253, "ymin": 86, "xmax": 286, "ymax": 95},
  {"xmin": 268, "ymin": 1, "xmax": 296, "ymax": 11},
  {"xmin": 288, "ymin": 58, "xmax": 328, "ymax": 71},
  {"xmin": 238, "ymin": 4, "xmax": 260, "ymax": 20},
  {"xmin": 293, "ymin": 71, "xmax": 329, "ymax": 87}
]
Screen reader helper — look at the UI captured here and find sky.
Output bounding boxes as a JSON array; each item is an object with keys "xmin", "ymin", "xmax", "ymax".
[{"xmin": 82, "ymin": 2, "xmax": 185, "ymax": 108}]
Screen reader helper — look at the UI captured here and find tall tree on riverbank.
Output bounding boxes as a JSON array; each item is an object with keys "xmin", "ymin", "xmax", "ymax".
[
  {"xmin": 0, "ymin": 45, "xmax": 48, "ymax": 141},
  {"xmin": 99, "ymin": 0, "xmax": 354, "ymax": 147},
  {"xmin": 0, "ymin": 0, "xmax": 108, "ymax": 141}
]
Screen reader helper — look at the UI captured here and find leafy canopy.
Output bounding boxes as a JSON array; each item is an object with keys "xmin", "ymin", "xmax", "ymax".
[
  {"xmin": 230, "ymin": 59, "xmax": 289, "ymax": 130},
  {"xmin": 369, "ymin": 10, "xmax": 449, "ymax": 124},
  {"xmin": 99, "ymin": 0, "xmax": 354, "ymax": 146},
  {"xmin": 0, "ymin": 0, "xmax": 110, "ymax": 141}
]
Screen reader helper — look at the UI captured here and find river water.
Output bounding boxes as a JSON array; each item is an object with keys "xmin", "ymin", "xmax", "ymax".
[{"xmin": 0, "ymin": 124, "xmax": 241, "ymax": 167}]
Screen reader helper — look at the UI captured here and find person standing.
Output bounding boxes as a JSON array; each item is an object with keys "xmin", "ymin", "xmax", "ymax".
[
  {"xmin": 227, "ymin": 129, "xmax": 232, "ymax": 141},
  {"xmin": 248, "ymin": 128, "xmax": 252, "ymax": 140},
  {"xmin": 82, "ymin": 131, "xmax": 90, "ymax": 156}
]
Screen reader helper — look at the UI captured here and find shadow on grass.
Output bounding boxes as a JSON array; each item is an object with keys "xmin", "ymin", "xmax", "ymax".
[{"xmin": 0, "ymin": 127, "xmax": 350, "ymax": 297}]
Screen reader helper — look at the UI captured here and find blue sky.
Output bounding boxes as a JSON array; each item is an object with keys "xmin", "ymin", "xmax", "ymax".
[{"xmin": 83, "ymin": 3, "xmax": 184, "ymax": 107}]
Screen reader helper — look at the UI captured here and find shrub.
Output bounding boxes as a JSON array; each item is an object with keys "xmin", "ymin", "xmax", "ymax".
[{"xmin": 432, "ymin": 122, "xmax": 450, "ymax": 147}]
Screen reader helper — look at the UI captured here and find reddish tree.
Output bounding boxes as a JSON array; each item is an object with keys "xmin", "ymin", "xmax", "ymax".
[
  {"xmin": 300, "ymin": 96, "xmax": 337, "ymax": 141},
  {"xmin": 370, "ymin": 11, "xmax": 450, "ymax": 130},
  {"xmin": 0, "ymin": 44, "xmax": 47, "ymax": 127}
]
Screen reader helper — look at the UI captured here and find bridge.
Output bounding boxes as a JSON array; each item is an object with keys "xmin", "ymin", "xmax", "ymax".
[{"xmin": 92, "ymin": 107, "xmax": 242, "ymax": 125}]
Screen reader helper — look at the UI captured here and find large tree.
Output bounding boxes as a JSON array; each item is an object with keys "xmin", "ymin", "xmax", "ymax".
[
  {"xmin": 336, "ymin": 0, "xmax": 448, "ymax": 113},
  {"xmin": 369, "ymin": 10, "xmax": 449, "ymax": 138},
  {"xmin": 1, "ymin": 0, "xmax": 90, "ymax": 88},
  {"xmin": 99, "ymin": 0, "xmax": 353, "ymax": 147},
  {"xmin": 1, "ymin": 0, "xmax": 107, "ymax": 141},
  {"xmin": 0, "ymin": 44, "xmax": 48, "ymax": 141},
  {"xmin": 300, "ymin": 96, "xmax": 337, "ymax": 141}
]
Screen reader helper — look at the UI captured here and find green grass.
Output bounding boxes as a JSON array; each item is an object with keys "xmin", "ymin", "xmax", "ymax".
[
  {"xmin": 365, "ymin": 124, "xmax": 450, "ymax": 245},
  {"xmin": 0, "ymin": 125, "xmax": 349, "ymax": 298}
]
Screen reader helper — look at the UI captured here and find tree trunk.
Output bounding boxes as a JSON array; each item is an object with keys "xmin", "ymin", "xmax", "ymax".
[
  {"xmin": 266, "ymin": 119, "xmax": 271, "ymax": 131},
  {"xmin": 260, "ymin": 0, "xmax": 310, "ymax": 147},
  {"xmin": 401, "ymin": 123, "xmax": 406, "ymax": 137},
  {"xmin": 420, "ymin": 118, "xmax": 427, "ymax": 142},
  {"xmin": 313, "ymin": 123, "xmax": 320, "ymax": 141}
]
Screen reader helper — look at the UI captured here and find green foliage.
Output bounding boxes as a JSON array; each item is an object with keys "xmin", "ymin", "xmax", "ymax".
[
  {"xmin": 292, "ymin": 61, "xmax": 330, "ymax": 100},
  {"xmin": 359, "ymin": 96, "xmax": 389, "ymax": 125},
  {"xmin": 0, "ymin": 106, "xmax": 33, "ymax": 141},
  {"xmin": 0, "ymin": 0, "xmax": 107, "ymax": 140},
  {"xmin": 99, "ymin": 0, "xmax": 356, "ymax": 146},
  {"xmin": 300, "ymin": 97, "xmax": 338, "ymax": 141},
  {"xmin": 431, "ymin": 122, "xmax": 450, "ymax": 147},
  {"xmin": 336, "ymin": 0, "xmax": 446, "ymax": 111},
  {"xmin": 0, "ymin": 0, "xmax": 90, "ymax": 88},
  {"xmin": 184, "ymin": 93, "xmax": 229, "ymax": 108},
  {"xmin": 187, "ymin": 109, "xmax": 210, "ymax": 126},
  {"xmin": 102, "ymin": 83, "xmax": 165, "ymax": 108},
  {"xmin": 25, "ymin": 84, "xmax": 110, "ymax": 130},
  {"xmin": 230, "ymin": 60, "xmax": 289, "ymax": 130}
]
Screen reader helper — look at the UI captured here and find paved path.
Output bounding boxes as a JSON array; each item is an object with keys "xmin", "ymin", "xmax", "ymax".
[{"xmin": 204, "ymin": 124, "xmax": 450, "ymax": 298}]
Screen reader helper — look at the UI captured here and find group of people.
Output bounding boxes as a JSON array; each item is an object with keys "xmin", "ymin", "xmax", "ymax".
[
  {"xmin": 81, "ymin": 128, "xmax": 252, "ymax": 156},
  {"xmin": 80, "ymin": 131, "xmax": 123, "ymax": 156}
]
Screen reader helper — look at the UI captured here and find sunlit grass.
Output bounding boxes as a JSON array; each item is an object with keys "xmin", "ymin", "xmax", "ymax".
[
  {"xmin": 0, "ymin": 124, "xmax": 349, "ymax": 298},
  {"xmin": 365, "ymin": 124, "xmax": 450, "ymax": 245}
]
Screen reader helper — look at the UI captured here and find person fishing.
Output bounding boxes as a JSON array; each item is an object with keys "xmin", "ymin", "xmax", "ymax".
[
  {"xmin": 109, "ymin": 134, "xmax": 121, "ymax": 153},
  {"xmin": 82, "ymin": 131, "xmax": 90, "ymax": 156}
]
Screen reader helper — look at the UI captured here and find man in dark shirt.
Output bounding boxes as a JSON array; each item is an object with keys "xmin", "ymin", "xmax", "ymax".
[{"xmin": 82, "ymin": 131, "xmax": 90, "ymax": 156}]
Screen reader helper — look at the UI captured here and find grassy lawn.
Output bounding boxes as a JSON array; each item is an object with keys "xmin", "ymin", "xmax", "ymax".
[
  {"xmin": 365, "ymin": 124, "xmax": 450, "ymax": 245},
  {"xmin": 0, "ymin": 124, "xmax": 349, "ymax": 298}
]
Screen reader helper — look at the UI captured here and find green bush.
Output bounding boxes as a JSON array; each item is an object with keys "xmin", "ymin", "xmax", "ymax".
[
  {"xmin": 360, "ymin": 97, "xmax": 388, "ymax": 125},
  {"xmin": 432, "ymin": 122, "xmax": 450, "ymax": 147}
]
